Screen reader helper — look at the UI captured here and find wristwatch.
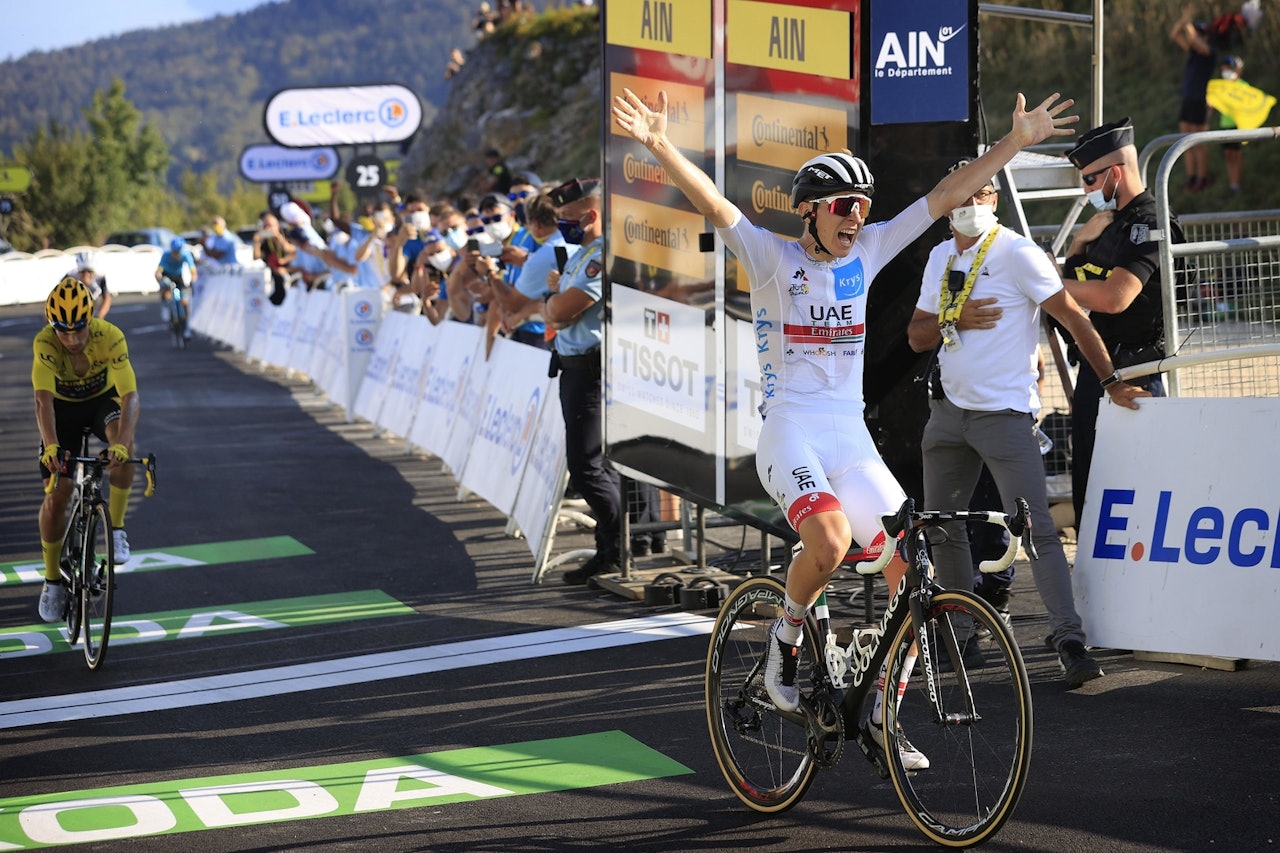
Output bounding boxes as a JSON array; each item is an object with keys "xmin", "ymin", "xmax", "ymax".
[{"xmin": 1100, "ymin": 370, "xmax": 1122, "ymax": 389}]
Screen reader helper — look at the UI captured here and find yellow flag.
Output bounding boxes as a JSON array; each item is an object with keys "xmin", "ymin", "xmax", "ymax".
[{"xmin": 1206, "ymin": 78, "xmax": 1277, "ymax": 130}]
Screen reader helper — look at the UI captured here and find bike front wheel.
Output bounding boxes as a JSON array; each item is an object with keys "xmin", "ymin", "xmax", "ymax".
[
  {"xmin": 80, "ymin": 501, "xmax": 115, "ymax": 670},
  {"xmin": 882, "ymin": 590, "xmax": 1032, "ymax": 847},
  {"xmin": 705, "ymin": 575, "xmax": 822, "ymax": 813}
]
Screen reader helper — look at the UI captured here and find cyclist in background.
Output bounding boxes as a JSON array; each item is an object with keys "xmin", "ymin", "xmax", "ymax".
[
  {"xmin": 71, "ymin": 251, "xmax": 113, "ymax": 319},
  {"xmin": 156, "ymin": 237, "xmax": 198, "ymax": 338},
  {"xmin": 33, "ymin": 276, "xmax": 140, "ymax": 622}
]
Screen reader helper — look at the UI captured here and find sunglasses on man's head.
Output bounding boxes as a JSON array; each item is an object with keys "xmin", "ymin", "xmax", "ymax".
[
  {"xmin": 1081, "ymin": 165, "xmax": 1114, "ymax": 187},
  {"xmin": 51, "ymin": 319, "xmax": 88, "ymax": 333},
  {"xmin": 812, "ymin": 194, "xmax": 872, "ymax": 219},
  {"xmin": 549, "ymin": 178, "xmax": 601, "ymax": 208}
]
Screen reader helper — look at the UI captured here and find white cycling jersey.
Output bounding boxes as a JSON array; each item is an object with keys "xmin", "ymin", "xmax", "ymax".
[
  {"xmin": 718, "ymin": 197, "xmax": 935, "ymax": 419},
  {"xmin": 718, "ymin": 197, "xmax": 935, "ymax": 541}
]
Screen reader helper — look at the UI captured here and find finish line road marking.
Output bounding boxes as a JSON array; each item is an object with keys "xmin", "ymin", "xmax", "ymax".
[
  {"xmin": 0, "ymin": 730, "xmax": 693, "ymax": 849},
  {"xmin": 0, "ymin": 536, "xmax": 314, "ymax": 585},
  {"xmin": 0, "ymin": 612, "xmax": 716, "ymax": 730}
]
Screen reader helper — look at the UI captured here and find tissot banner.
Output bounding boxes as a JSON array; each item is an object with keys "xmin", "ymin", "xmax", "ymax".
[
  {"xmin": 870, "ymin": 0, "xmax": 971, "ymax": 125},
  {"xmin": 264, "ymin": 84, "xmax": 422, "ymax": 147}
]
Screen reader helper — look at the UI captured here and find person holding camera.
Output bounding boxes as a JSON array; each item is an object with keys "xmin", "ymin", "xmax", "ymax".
[
  {"xmin": 543, "ymin": 177, "xmax": 621, "ymax": 585},
  {"xmin": 253, "ymin": 212, "xmax": 296, "ymax": 305},
  {"xmin": 907, "ymin": 160, "xmax": 1146, "ymax": 690}
]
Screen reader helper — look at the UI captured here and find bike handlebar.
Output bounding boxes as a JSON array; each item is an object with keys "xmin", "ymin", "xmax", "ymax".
[
  {"xmin": 44, "ymin": 452, "xmax": 158, "ymax": 498},
  {"xmin": 846, "ymin": 497, "xmax": 1038, "ymax": 576}
]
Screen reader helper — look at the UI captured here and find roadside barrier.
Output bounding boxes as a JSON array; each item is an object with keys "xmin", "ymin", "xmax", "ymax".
[{"xmin": 191, "ymin": 270, "xmax": 569, "ymax": 580}]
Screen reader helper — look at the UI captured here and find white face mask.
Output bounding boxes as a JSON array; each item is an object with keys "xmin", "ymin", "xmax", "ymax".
[
  {"xmin": 409, "ymin": 211, "xmax": 432, "ymax": 232},
  {"xmin": 484, "ymin": 219, "xmax": 513, "ymax": 242},
  {"xmin": 949, "ymin": 203, "xmax": 998, "ymax": 237},
  {"xmin": 427, "ymin": 249, "xmax": 453, "ymax": 272},
  {"xmin": 444, "ymin": 226, "xmax": 467, "ymax": 250},
  {"xmin": 1086, "ymin": 171, "xmax": 1118, "ymax": 211}
]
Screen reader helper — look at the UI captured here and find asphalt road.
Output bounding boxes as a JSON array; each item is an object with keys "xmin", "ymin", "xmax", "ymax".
[{"xmin": 0, "ymin": 294, "xmax": 1277, "ymax": 852}]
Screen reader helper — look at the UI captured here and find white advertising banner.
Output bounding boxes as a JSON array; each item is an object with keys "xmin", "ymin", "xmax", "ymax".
[
  {"xmin": 457, "ymin": 338, "xmax": 552, "ymax": 516},
  {"xmin": 288, "ymin": 287, "xmax": 332, "ymax": 380},
  {"xmin": 262, "ymin": 288, "xmax": 303, "ymax": 370},
  {"xmin": 609, "ymin": 286, "xmax": 707, "ymax": 431},
  {"xmin": 328, "ymin": 288, "xmax": 382, "ymax": 417},
  {"xmin": 408, "ymin": 322, "xmax": 484, "ymax": 460},
  {"xmin": 264, "ymin": 84, "xmax": 422, "ymax": 147},
  {"xmin": 377, "ymin": 315, "xmax": 439, "ymax": 439},
  {"xmin": 239, "ymin": 144, "xmax": 340, "ymax": 182},
  {"xmin": 0, "ymin": 248, "xmax": 162, "ymax": 306},
  {"xmin": 351, "ymin": 305, "xmax": 408, "ymax": 425},
  {"xmin": 1075, "ymin": 397, "xmax": 1280, "ymax": 661},
  {"xmin": 441, "ymin": 333, "xmax": 494, "ymax": 476},
  {"xmin": 511, "ymin": 376, "xmax": 568, "ymax": 565}
]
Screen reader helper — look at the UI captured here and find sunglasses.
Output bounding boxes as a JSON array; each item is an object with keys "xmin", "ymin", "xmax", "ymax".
[
  {"xmin": 51, "ymin": 319, "xmax": 88, "ymax": 333},
  {"xmin": 1081, "ymin": 165, "xmax": 1114, "ymax": 187},
  {"xmin": 466, "ymin": 225, "xmax": 486, "ymax": 235},
  {"xmin": 812, "ymin": 194, "xmax": 872, "ymax": 219},
  {"xmin": 479, "ymin": 213, "xmax": 508, "ymax": 224}
]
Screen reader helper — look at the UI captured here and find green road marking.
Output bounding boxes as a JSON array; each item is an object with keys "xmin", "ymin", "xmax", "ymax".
[
  {"xmin": 0, "ymin": 731, "xmax": 692, "ymax": 848},
  {"xmin": 0, "ymin": 535, "xmax": 314, "ymax": 585},
  {"xmin": 0, "ymin": 590, "xmax": 410, "ymax": 659}
]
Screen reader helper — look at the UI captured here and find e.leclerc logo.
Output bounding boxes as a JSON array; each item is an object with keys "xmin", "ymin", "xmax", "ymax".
[
  {"xmin": 1092, "ymin": 488, "xmax": 1280, "ymax": 568},
  {"xmin": 379, "ymin": 98, "xmax": 409, "ymax": 128}
]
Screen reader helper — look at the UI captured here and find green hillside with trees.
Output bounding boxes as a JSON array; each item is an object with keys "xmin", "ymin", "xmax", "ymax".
[{"xmin": 1, "ymin": 0, "xmax": 1276, "ymax": 253}]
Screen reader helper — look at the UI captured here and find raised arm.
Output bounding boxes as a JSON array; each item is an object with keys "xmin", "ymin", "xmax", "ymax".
[
  {"xmin": 613, "ymin": 88, "xmax": 737, "ymax": 229},
  {"xmin": 925, "ymin": 93, "xmax": 1078, "ymax": 219}
]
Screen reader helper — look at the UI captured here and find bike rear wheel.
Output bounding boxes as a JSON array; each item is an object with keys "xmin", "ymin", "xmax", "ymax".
[
  {"xmin": 882, "ymin": 590, "xmax": 1032, "ymax": 847},
  {"xmin": 705, "ymin": 576, "xmax": 822, "ymax": 813},
  {"xmin": 80, "ymin": 502, "xmax": 115, "ymax": 670}
]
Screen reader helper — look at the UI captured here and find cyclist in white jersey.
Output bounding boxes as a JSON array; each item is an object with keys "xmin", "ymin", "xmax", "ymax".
[{"xmin": 614, "ymin": 88, "xmax": 1079, "ymax": 747}]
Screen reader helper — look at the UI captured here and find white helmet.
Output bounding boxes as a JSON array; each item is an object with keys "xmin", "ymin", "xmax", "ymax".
[{"xmin": 75, "ymin": 251, "xmax": 96, "ymax": 272}]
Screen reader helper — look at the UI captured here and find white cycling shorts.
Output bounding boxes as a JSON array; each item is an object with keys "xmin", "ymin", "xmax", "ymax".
[{"xmin": 755, "ymin": 407, "xmax": 906, "ymax": 554}]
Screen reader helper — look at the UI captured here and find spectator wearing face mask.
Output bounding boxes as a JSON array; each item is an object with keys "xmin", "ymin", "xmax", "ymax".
[
  {"xmin": 474, "ymin": 192, "xmax": 552, "ymax": 349},
  {"xmin": 484, "ymin": 189, "xmax": 572, "ymax": 350}
]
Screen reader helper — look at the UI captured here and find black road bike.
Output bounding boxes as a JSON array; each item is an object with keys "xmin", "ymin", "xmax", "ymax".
[
  {"xmin": 45, "ymin": 431, "xmax": 156, "ymax": 669},
  {"xmin": 706, "ymin": 499, "xmax": 1036, "ymax": 847}
]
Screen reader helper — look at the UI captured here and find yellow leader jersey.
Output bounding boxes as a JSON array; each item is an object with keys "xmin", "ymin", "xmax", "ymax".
[{"xmin": 32, "ymin": 318, "xmax": 138, "ymax": 402}]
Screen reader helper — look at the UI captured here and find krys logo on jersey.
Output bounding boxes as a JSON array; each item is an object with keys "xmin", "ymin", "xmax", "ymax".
[
  {"xmin": 1089, "ymin": 488, "xmax": 1280, "ymax": 569},
  {"xmin": 869, "ymin": 0, "xmax": 970, "ymax": 125}
]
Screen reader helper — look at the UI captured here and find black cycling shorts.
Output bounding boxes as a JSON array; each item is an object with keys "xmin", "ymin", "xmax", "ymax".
[{"xmin": 39, "ymin": 391, "xmax": 121, "ymax": 480}]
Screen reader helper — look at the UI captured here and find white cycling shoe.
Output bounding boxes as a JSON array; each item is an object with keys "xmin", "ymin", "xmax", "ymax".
[
  {"xmin": 762, "ymin": 618, "xmax": 802, "ymax": 712},
  {"xmin": 112, "ymin": 528, "xmax": 130, "ymax": 562},
  {"xmin": 39, "ymin": 580, "xmax": 68, "ymax": 623}
]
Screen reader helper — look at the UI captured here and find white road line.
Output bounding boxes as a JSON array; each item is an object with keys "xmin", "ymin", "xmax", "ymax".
[{"xmin": 0, "ymin": 613, "xmax": 716, "ymax": 729}]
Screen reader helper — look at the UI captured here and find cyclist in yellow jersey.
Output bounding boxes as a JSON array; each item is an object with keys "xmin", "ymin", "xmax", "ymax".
[{"xmin": 32, "ymin": 276, "xmax": 140, "ymax": 622}]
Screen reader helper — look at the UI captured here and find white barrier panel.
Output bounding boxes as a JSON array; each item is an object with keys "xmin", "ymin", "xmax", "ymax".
[
  {"xmin": 511, "ymin": 375, "xmax": 568, "ymax": 563},
  {"xmin": 377, "ymin": 314, "xmax": 439, "ymax": 440},
  {"xmin": 0, "ymin": 247, "xmax": 163, "ymax": 305},
  {"xmin": 245, "ymin": 294, "xmax": 276, "ymax": 364},
  {"xmin": 441, "ymin": 333, "xmax": 493, "ymax": 477},
  {"xmin": 262, "ymin": 288, "xmax": 304, "ymax": 370},
  {"xmin": 351, "ymin": 309, "xmax": 411, "ymax": 425},
  {"xmin": 310, "ymin": 290, "xmax": 344, "ymax": 399},
  {"xmin": 457, "ymin": 337, "xmax": 552, "ymax": 516},
  {"xmin": 407, "ymin": 322, "xmax": 484, "ymax": 460},
  {"xmin": 287, "ymin": 288, "xmax": 330, "ymax": 380},
  {"xmin": 1075, "ymin": 397, "xmax": 1280, "ymax": 661},
  {"xmin": 327, "ymin": 288, "xmax": 383, "ymax": 417}
]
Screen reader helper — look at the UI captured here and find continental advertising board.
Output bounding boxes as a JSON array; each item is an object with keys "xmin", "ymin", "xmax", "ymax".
[{"xmin": 603, "ymin": 0, "xmax": 860, "ymax": 519}]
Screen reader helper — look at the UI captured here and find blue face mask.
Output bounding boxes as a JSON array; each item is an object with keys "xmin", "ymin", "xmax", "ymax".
[{"xmin": 557, "ymin": 218, "xmax": 586, "ymax": 245}]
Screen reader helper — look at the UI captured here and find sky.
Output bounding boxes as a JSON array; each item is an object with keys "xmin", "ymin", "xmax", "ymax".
[{"xmin": 0, "ymin": 0, "xmax": 273, "ymax": 62}]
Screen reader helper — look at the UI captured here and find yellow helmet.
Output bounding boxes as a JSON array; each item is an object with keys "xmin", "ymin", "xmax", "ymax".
[{"xmin": 46, "ymin": 275, "xmax": 94, "ymax": 331}]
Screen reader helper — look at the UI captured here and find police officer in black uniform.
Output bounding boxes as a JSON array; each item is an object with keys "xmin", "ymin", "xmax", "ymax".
[{"xmin": 1061, "ymin": 117, "xmax": 1175, "ymax": 525}]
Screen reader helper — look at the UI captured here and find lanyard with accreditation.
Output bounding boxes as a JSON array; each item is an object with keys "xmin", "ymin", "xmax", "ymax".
[{"xmin": 937, "ymin": 225, "xmax": 1000, "ymax": 353}]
